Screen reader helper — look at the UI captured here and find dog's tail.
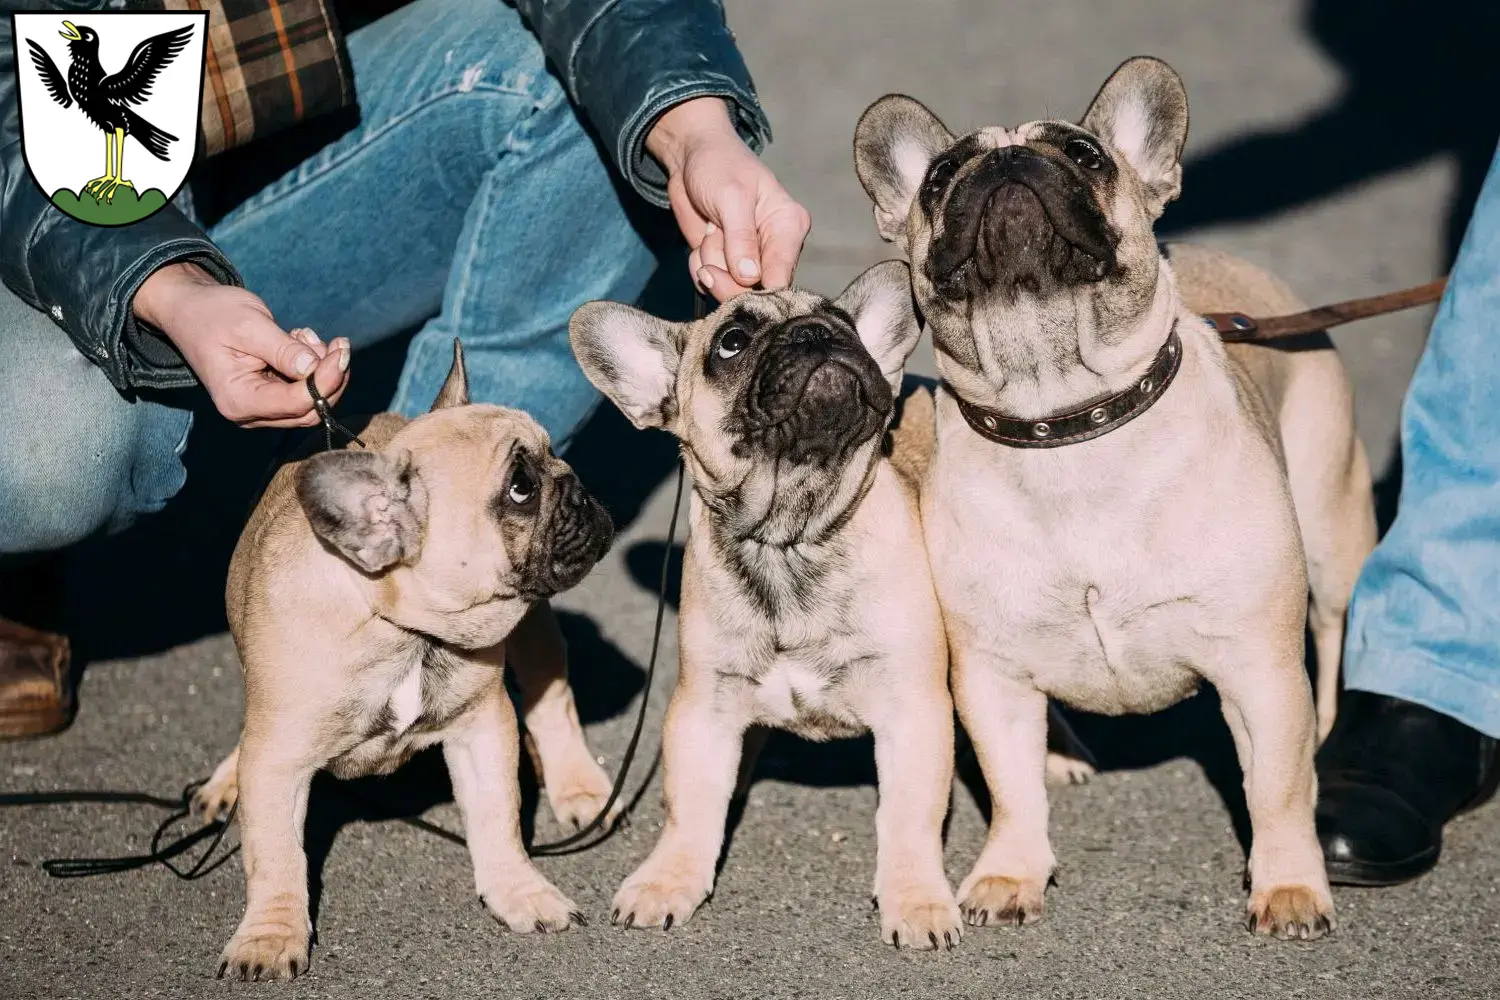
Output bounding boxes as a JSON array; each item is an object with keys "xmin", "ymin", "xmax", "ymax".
[{"xmin": 888, "ymin": 384, "xmax": 936, "ymax": 492}]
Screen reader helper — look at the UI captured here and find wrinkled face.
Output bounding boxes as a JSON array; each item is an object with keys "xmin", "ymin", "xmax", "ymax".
[
  {"xmin": 854, "ymin": 58, "xmax": 1190, "ymax": 398},
  {"xmin": 570, "ymin": 261, "xmax": 920, "ymax": 543},
  {"xmin": 296, "ymin": 347, "xmax": 613, "ymax": 647}
]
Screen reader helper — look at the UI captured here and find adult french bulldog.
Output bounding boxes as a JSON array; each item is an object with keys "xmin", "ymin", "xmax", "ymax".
[
  {"xmin": 853, "ymin": 57, "xmax": 1375, "ymax": 940},
  {"xmin": 193, "ymin": 343, "xmax": 617, "ymax": 980},
  {"xmin": 569, "ymin": 263, "xmax": 965, "ymax": 949}
]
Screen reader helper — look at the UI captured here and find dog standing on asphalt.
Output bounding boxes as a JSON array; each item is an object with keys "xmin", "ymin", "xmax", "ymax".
[
  {"xmin": 570, "ymin": 262, "xmax": 966, "ymax": 949},
  {"xmin": 194, "ymin": 343, "xmax": 617, "ymax": 980},
  {"xmin": 854, "ymin": 57, "xmax": 1375, "ymax": 939}
]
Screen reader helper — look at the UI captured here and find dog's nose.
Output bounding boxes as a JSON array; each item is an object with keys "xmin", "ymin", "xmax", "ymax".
[{"xmin": 780, "ymin": 317, "xmax": 836, "ymax": 345}]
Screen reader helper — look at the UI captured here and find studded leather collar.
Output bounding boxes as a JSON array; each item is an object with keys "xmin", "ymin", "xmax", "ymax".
[{"xmin": 949, "ymin": 325, "xmax": 1183, "ymax": 449}]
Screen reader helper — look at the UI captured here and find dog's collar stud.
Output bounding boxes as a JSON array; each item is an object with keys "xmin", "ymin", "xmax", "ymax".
[{"xmin": 948, "ymin": 324, "xmax": 1183, "ymax": 449}]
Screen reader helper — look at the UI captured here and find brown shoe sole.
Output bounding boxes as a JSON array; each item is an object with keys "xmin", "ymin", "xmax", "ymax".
[
  {"xmin": 0, "ymin": 696, "xmax": 75, "ymax": 739},
  {"xmin": 0, "ymin": 621, "xmax": 74, "ymax": 740}
]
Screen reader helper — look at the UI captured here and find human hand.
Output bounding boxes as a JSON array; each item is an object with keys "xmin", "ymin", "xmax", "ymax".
[
  {"xmin": 646, "ymin": 97, "xmax": 811, "ymax": 302},
  {"xmin": 133, "ymin": 262, "xmax": 350, "ymax": 428}
]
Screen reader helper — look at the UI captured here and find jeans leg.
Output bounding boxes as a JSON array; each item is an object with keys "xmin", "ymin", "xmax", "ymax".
[
  {"xmin": 387, "ymin": 78, "xmax": 658, "ymax": 447},
  {"xmin": 1343, "ymin": 139, "xmax": 1500, "ymax": 737},
  {"xmin": 207, "ymin": 0, "xmax": 660, "ymax": 448},
  {"xmin": 0, "ymin": 284, "xmax": 192, "ymax": 555}
]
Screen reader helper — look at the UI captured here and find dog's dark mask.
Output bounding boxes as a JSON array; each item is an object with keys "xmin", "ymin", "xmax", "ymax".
[
  {"xmin": 715, "ymin": 307, "xmax": 894, "ymax": 468},
  {"xmin": 926, "ymin": 128, "xmax": 1122, "ymax": 302},
  {"xmin": 498, "ymin": 455, "xmax": 614, "ymax": 600}
]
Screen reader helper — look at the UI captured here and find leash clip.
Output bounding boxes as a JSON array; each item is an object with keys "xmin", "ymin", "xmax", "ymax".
[{"xmin": 305, "ymin": 376, "xmax": 366, "ymax": 451}]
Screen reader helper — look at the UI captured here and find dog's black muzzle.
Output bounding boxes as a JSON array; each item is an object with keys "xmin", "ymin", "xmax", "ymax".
[
  {"xmin": 526, "ymin": 474, "xmax": 613, "ymax": 598},
  {"xmin": 730, "ymin": 315, "xmax": 892, "ymax": 467},
  {"xmin": 927, "ymin": 145, "xmax": 1119, "ymax": 299}
]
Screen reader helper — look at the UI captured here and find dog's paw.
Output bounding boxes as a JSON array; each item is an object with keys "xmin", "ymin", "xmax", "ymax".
[
  {"xmin": 611, "ymin": 858, "xmax": 712, "ymax": 930},
  {"xmin": 479, "ymin": 870, "xmax": 581, "ymax": 934},
  {"xmin": 1045, "ymin": 752, "xmax": 1096, "ymax": 787},
  {"xmin": 958, "ymin": 874, "xmax": 1048, "ymax": 927},
  {"xmin": 544, "ymin": 755, "xmax": 619, "ymax": 832},
  {"xmin": 878, "ymin": 885, "xmax": 962, "ymax": 950},
  {"xmin": 217, "ymin": 909, "xmax": 310, "ymax": 981},
  {"xmin": 1245, "ymin": 885, "xmax": 1335, "ymax": 941},
  {"xmin": 192, "ymin": 754, "xmax": 239, "ymax": 826}
]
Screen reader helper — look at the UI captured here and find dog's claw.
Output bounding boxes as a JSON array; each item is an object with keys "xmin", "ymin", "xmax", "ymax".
[
  {"xmin": 289, "ymin": 959, "xmax": 301, "ymax": 979},
  {"xmin": 944, "ymin": 931, "xmax": 954, "ymax": 950},
  {"xmin": 928, "ymin": 931, "xmax": 938, "ymax": 950},
  {"xmin": 569, "ymin": 910, "xmax": 589, "ymax": 928},
  {"xmin": 663, "ymin": 914, "xmax": 674, "ymax": 931},
  {"xmin": 623, "ymin": 912, "xmax": 635, "ymax": 930},
  {"xmin": 891, "ymin": 931, "xmax": 900, "ymax": 949},
  {"xmin": 534, "ymin": 920, "xmax": 546, "ymax": 934},
  {"xmin": 215, "ymin": 962, "xmax": 227, "ymax": 980},
  {"xmin": 610, "ymin": 908, "xmax": 620, "ymax": 926}
]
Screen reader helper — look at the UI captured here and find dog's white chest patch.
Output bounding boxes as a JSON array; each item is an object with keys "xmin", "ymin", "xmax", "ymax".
[
  {"xmin": 757, "ymin": 662, "xmax": 823, "ymax": 718},
  {"xmin": 386, "ymin": 664, "xmax": 424, "ymax": 735},
  {"xmin": 750, "ymin": 660, "xmax": 863, "ymax": 740}
]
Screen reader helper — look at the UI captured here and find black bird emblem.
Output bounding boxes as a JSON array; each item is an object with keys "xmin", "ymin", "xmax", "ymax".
[{"xmin": 27, "ymin": 20, "xmax": 193, "ymax": 203}]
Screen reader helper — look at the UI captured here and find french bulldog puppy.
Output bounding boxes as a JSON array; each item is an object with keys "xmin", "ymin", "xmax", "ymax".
[
  {"xmin": 193, "ymin": 343, "xmax": 618, "ymax": 980},
  {"xmin": 570, "ymin": 263, "xmax": 964, "ymax": 949},
  {"xmin": 854, "ymin": 57, "xmax": 1375, "ymax": 939}
]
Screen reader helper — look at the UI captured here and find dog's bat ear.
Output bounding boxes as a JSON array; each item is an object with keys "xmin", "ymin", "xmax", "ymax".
[
  {"xmin": 568, "ymin": 300, "xmax": 682, "ymax": 431},
  {"xmin": 430, "ymin": 338, "xmax": 470, "ymax": 411},
  {"xmin": 834, "ymin": 260, "xmax": 920, "ymax": 394},
  {"xmin": 296, "ymin": 449, "xmax": 428, "ymax": 574},
  {"xmin": 1080, "ymin": 56, "xmax": 1189, "ymax": 217},
  {"xmin": 854, "ymin": 94, "xmax": 954, "ymax": 243}
]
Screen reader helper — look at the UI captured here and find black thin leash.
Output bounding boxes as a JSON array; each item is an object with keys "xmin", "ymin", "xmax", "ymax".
[
  {"xmin": 305, "ymin": 375, "xmax": 366, "ymax": 451},
  {"xmin": 531, "ymin": 459, "xmax": 682, "ymax": 856},
  {"xmin": 5, "ymin": 294, "xmax": 698, "ymax": 872},
  {"xmin": 530, "ymin": 290, "xmax": 706, "ymax": 854}
]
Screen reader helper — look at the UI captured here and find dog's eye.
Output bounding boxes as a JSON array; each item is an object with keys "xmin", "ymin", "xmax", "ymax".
[
  {"xmin": 716, "ymin": 326, "xmax": 750, "ymax": 360},
  {"xmin": 1066, "ymin": 138, "xmax": 1106, "ymax": 171},
  {"xmin": 507, "ymin": 464, "xmax": 537, "ymax": 506},
  {"xmin": 924, "ymin": 158, "xmax": 957, "ymax": 196}
]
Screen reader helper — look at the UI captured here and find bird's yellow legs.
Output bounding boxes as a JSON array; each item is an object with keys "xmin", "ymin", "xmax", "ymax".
[
  {"xmin": 83, "ymin": 131, "xmax": 114, "ymax": 197},
  {"xmin": 85, "ymin": 129, "xmax": 136, "ymax": 203}
]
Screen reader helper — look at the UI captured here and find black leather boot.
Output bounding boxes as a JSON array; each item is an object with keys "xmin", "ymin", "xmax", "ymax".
[{"xmin": 1316, "ymin": 690, "xmax": 1500, "ymax": 886}]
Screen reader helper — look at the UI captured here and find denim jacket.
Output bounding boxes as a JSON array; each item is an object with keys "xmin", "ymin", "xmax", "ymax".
[{"xmin": 0, "ymin": 0, "xmax": 771, "ymax": 390}]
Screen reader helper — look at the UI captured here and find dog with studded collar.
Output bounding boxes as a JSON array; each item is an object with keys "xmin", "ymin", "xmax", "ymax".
[{"xmin": 853, "ymin": 57, "xmax": 1375, "ymax": 939}]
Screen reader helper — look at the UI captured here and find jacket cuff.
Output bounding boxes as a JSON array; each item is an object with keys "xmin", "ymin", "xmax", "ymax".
[
  {"xmin": 28, "ymin": 207, "xmax": 242, "ymax": 392},
  {"xmin": 619, "ymin": 78, "xmax": 773, "ymax": 208},
  {"xmin": 113, "ymin": 242, "xmax": 243, "ymax": 390}
]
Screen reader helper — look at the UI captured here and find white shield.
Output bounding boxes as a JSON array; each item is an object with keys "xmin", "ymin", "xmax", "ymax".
[{"xmin": 13, "ymin": 11, "xmax": 206, "ymax": 226}]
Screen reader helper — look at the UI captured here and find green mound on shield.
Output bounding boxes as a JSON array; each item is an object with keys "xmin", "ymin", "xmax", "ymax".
[{"xmin": 51, "ymin": 187, "xmax": 169, "ymax": 226}]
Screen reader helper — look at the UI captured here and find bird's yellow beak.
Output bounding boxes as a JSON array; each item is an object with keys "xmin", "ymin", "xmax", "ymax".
[{"xmin": 59, "ymin": 21, "xmax": 81, "ymax": 41}]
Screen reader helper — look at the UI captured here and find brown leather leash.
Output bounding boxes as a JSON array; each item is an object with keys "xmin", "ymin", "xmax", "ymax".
[
  {"xmin": 1202, "ymin": 276, "xmax": 1448, "ymax": 342},
  {"xmin": 953, "ymin": 274, "xmax": 1450, "ymax": 449}
]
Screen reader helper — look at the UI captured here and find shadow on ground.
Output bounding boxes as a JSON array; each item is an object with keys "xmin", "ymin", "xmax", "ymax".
[{"xmin": 1161, "ymin": 0, "xmax": 1500, "ymax": 264}]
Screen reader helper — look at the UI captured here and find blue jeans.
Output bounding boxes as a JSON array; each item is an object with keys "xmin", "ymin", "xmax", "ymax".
[
  {"xmin": 1344, "ymin": 139, "xmax": 1500, "ymax": 738},
  {"xmin": 0, "ymin": 0, "xmax": 659, "ymax": 554}
]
